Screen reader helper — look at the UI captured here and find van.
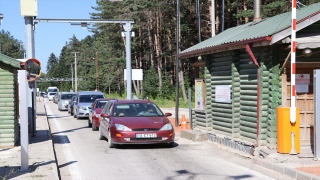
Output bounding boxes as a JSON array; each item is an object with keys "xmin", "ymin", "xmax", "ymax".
[
  {"xmin": 73, "ymin": 91, "xmax": 105, "ymax": 119},
  {"xmin": 47, "ymin": 87, "xmax": 59, "ymax": 93},
  {"xmin": 48, "ymin": 92, "xmax": 58, "ymax": 101}
]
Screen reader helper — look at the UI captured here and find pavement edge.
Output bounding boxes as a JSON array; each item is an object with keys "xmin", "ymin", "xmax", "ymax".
[
  {"xmin": 252, "ymin": 156, "xmax": 320, "ymax": 180},
  {"xmin": 43, "ymin": 104, "xmax": 61, "ymax": 180}
]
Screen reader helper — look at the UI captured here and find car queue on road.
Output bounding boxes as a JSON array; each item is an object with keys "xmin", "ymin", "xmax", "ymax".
[{"xmin": 45, "ymin": 90, "xmax": 175, "ymax": 148}]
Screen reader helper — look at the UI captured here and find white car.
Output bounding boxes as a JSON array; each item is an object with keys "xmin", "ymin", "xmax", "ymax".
[{"xmin": 48, "ymin": 92, "xmax": 57, "ymax": 101}]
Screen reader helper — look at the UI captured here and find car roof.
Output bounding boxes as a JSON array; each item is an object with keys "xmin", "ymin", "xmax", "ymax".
[
  {"xmin": 77, "ymin": 91, "xmax": 104, "ymax": 95},
  {"xmin": 95, "ymin": 98, "xmax": 115, "ymax": 101},
  {"xmin": 60, "ymin": 92, "xmax": 76, "ymax": 94},
  {"xmin": 111, "ymin": 99, "xmax": 153, "ymax": 104}
]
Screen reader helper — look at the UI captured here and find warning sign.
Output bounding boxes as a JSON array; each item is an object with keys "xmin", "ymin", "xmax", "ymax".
[{"xmin": 296, "ymin": 74, "xmax": 310, "ymax": 84}]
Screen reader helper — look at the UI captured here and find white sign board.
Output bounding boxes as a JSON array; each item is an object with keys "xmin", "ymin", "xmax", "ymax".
[
  {"xmin": 20, "ymin": 0, "xmax": 38, "ymax": 16},
  {"xmin": 215, "ymin": 85, "xmax": 231, "ymax": 103},
  {"xmin": 124, "ymin": 69, "xmax": 143, "ymax": 80}
]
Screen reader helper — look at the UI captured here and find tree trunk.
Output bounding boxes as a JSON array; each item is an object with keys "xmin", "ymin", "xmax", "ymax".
[
  {"xmin": 155, "ymin": 9, "xmax": 162, "ymax": 91},
  {"xmin": 244, "ymin": 0, "xmax": 249, "ymax": 23},
  {"xmin": 167, "ymin": 22, "xmax": 174, "ymax": 85},
  {"xmin": 147, "ymin": 12, "xmax": 155, "ymax": 67}
]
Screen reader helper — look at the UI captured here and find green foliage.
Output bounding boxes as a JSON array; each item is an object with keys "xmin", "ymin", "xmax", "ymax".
[
  {"xmin": 142, "ymin": 68, "xmax": 159, "ymax": 99},
  {"xmin": 0, "ymin": 30, "xmax": 24, "ymax": 58}
]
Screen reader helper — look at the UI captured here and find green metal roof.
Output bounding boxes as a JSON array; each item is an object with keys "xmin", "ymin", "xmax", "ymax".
[
  {"xmin": 0, "ymin": 53, "xmax": 21, "ymax": 69},
  {"xmin": 180, "ymin": 2, "xmax": 320, "ymax": 58}
]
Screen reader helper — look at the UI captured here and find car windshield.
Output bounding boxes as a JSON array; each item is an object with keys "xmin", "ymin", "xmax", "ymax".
[
  {"xmin": 113, "ymin": 103, "xmax": 163, "ymax": 117},
  {"xmin": 61, "ymin": 94, "xmax": 75, "ymax": 100},
  {"xmin": 96, "ymin": 100, "xmax": 109, "ymax": 108},
  {"xmin": 49, "ymin": 92, "xmax": 57, "ymax": 96},
  {"xmin": 79, "ymin": 95, "xmax": 104, "ymax": 103}
]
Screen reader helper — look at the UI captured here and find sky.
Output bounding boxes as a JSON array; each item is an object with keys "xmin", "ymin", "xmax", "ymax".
[{"xmin": 0, "ymin": 0, "xmax": 97, "ymax": 73}]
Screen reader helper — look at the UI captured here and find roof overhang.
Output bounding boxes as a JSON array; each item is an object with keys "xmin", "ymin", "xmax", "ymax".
[
  {"xmin": 271, "ymin": 11, "xmax": 320, "ymax": 45},
  {"xmin": 179, "ymin": 37, "xmax": 272, "ymax": 59}
]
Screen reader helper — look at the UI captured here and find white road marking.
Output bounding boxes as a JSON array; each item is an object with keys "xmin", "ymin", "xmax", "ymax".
[{"xmin": 46, "ymin": 105, "xmax": 83, "ymax": 180}]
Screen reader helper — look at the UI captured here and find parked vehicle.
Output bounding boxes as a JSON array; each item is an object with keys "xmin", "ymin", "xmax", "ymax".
[
  {"xmin": 47, "ymin": 87, "xmax": 59, "ymax": 93},
  {"xmin": 98, "ymin": 99, "xmax": 174, "ymax": 148},
  {"xmin": 58, "ymin": 92, "xmax": 76, "ymax": 111},
  {"xmin": 73, "ymin": 91, "xmax": 105, "ymax": 119},
  {"xmin": 48, "ymin": 92, "xmax": 57, "ymax": 101},
  {"xmin": 40, "ymin": 92, "xmax": 47, "ymax": 97},
  {"xmin": 53, "ymin": 93, "xmax": 60, "ymax": 104},
  {"xmin": 68, "ymin": 95, "xmax": 77, "ymax": 115},
  {"xmin": 88, "ymin": 98, "xmax": 113, "ymax": 131}
]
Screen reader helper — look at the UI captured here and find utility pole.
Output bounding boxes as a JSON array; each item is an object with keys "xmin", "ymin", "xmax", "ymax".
[
  {"xmin": 95, "ymin": 51, "xmax": 99, "ymax": 90},
  {"xmin": 72, "ymin": 52, "xmax": 79, "ymax": 92},
  {"xmin": 71, "ymin": 63, "xmax": 73, "ymax": 91},
  {"xmin": 175, "ymin": 0, "xmax": 180, "ymax": 127}
]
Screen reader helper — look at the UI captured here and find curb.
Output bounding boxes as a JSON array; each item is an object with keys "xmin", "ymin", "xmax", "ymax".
[
  {"xmin": 44, "ymin": 104, "xmax": 60, "ymax": 180},
  {"xmin": 252, "ymin": 157, "xmax": 320, "ymax": 180}
]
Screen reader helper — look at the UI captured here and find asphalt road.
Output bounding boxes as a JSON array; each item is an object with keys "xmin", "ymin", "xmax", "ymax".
[{"xmin": 44, "ymin": 101, "xmax": 294, "ymax": 180}]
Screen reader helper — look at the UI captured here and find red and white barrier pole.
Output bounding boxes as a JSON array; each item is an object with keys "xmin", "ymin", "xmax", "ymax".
[{"xmin": 290, "ymin": 0, "xmax": 297, "ymax": 123}]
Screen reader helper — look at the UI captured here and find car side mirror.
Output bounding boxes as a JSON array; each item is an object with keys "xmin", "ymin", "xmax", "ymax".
[
  {"xmin": 101, "ymin": 113, "xmax": 109, "ymax": 118},
  {"xmin": 164, "ymin": 113, "xmax": 172, "ymax": 117}
]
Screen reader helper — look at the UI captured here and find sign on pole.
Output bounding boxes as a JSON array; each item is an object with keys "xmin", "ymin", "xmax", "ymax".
[{"xmin": 124, "ymin": 69, "xmax": 143, "ymax": 80}]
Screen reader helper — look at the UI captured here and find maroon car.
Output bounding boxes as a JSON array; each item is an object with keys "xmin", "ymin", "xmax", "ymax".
[
  {"xmin": 98, "ymin": 99, "xmax": 175, "ymax": 148},
  {"xmin": 88, "ymin": 98, "xmax": 113, "ymax": 131}
]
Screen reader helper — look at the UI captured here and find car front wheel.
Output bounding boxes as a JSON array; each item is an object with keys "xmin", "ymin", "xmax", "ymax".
[{"xmin": 108, "ymin": 131, "xmax": 115, "ymax": 148}]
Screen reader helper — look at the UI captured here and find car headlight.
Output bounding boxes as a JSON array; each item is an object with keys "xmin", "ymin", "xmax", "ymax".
[
  {"xmin": 160, "ymin": 123, "xmax": 173, "ymax": 131},
  {"xmin": 80, "ymin": 106, "xmax": 87, "ymax": 110},
  {"xmin": 115, "ymin": 124, "xmax": 132, "ymax": 131}
]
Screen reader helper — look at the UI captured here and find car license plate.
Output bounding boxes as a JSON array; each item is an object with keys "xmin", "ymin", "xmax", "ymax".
[{"xmin": 136, "ymin": 133, "xmax": 157, "ymax": 138}]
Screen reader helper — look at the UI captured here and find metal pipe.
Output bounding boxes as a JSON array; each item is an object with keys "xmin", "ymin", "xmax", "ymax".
[
  {"xmin": 175, "ymin": 0, "xmax": 180, "ymax": 127},
  {"xmin": 211, "ymin": 0, "xmax": 215, "ymax": 37},
  {"xmin": 222, "ymin": 0, "xmax": 224, "ymax": 31},
  {"xmin": 197, "ymin": 0, "xmax": 201, "ymax": 42},
  {"xmin": 290, "ymin": 131, "xmax": 297, "ymax": 154},
  {"xmin": 254, "ymin": 0, "xmax": 262, "ymax": 21},
  {"xmin": 122, "ymin": 22, "xmax": 133, "ymax": 99}
]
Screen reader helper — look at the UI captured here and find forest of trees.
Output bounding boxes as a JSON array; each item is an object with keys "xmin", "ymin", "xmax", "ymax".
[{"xmin": 1, "ymin": 0, "xmax": 318, "ymax": 102}]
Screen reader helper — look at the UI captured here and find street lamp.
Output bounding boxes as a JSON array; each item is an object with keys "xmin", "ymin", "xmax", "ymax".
[{"xmin": 0, "ymin": 13, "xmax": 3, "ymax": 25}]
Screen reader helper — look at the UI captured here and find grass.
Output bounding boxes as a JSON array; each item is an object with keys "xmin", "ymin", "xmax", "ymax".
[{"xmin": 104, "ymin": 93, "xmax": 193, "ymax": 108}]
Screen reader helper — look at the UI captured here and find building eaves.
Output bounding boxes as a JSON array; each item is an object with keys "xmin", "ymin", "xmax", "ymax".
[
  {"xmin": 179, "ymin": 2, "xmax": 320, "ymax": 59},
  {"xmin": 0, "ymin": 53, "xmax": 21, "ymax": 69}
]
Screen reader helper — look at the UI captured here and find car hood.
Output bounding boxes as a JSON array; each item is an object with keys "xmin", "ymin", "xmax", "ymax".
[
  {"xmin": 78, "ymin": 103, "xmax": 93, "ymax": 107},
  {"xmin": 113, "ymin": 116, "xmax": 171, "ymax": 129},
  {"xmin": 60, "ymin": 100, "xmax": 70, "ymax": 103}
]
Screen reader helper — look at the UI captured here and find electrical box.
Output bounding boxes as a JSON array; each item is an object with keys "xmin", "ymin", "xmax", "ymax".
[{"xmin": 20, "ymin": 0, "xmax": 38, "ymax": 16}]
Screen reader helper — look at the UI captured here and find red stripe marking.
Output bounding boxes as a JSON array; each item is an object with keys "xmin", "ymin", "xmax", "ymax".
[
  {"xmin": 292, "ymin": 41, "xmax": 296, "ymax": 52},
  {"xmin": 293, "ymin": 19, "xmax": 296, "ymax": 30},
  {"xmin": 293, "ymin": 0, "xmax": 296, "ymax": 8},
  {"xmin": 292, "ymin": 85, "xmax": 296, "ymax": 96},
  {"xmin": 292, "ymin": 63, "xmax": 296, "ymax": 74}
]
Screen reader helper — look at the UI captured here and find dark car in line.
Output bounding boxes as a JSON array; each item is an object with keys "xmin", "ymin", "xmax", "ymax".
[
  {"xmin": 88, "ymin": 98, "xmax": 114, "ymax": 131},
  {"xmin": 98, "ymin": 99, "xmax": 174, "ymax": 148}
]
